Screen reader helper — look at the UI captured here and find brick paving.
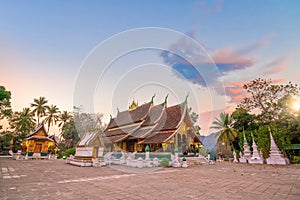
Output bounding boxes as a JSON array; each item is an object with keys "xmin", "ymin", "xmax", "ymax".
[{"xmin": 0, "ymin": 157, "xmax": 299, "ymax": 200}]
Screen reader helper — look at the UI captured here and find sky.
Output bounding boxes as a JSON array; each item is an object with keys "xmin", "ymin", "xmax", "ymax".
[{"xmin": 1, "ymin": 0, "xmax": 300, "ymax": 135}]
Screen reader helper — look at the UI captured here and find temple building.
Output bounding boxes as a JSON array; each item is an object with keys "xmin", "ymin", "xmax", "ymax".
[
  {"xmin": 103, "ymin": 95, "xmax": 201, "ymax": 153},
  {"xmin": 21, "ymin": 124, "xmax": 57, "ymax": 154}
]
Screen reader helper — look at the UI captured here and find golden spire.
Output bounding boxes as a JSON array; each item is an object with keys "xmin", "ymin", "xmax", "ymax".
[{"xmin": 129, "ymin": 99, "xmax": 138, "ymax": 110}]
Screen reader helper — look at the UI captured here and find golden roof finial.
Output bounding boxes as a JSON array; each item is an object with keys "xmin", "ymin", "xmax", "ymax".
[{"xmin": 129, "ymin": 99, "xmax": 138, "ymax": 110}]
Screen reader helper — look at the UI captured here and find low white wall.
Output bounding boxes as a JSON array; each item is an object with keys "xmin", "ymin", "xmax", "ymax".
[{"xmin": 75, "ymin": 147, "xmax": 93, "ymax": 157}]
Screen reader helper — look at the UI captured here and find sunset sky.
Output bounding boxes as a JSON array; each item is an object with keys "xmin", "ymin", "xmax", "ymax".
[{"xmin": 1, "ymin": 0, "xmax": 300, "ymax": 135}]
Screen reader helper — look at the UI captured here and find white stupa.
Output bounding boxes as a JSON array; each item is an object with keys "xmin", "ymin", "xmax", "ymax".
[
  {"xmin": 266, "ymin": 132, "xmax": 288, "ymax": 165},
  {"xmin": 239, "ymin": 133, "xmax": 251, "ymax": 163},
  {"xmin": 248, "ymin": 139, "xmax": 263, "ymax": 164}
]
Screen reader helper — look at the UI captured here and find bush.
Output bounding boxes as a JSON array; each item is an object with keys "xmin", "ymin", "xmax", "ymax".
[
  {"xmin": 182, "ymin": 157, "xmax": 186, "ymax": 161},
  {"xmin": 293, "ymin": 156, "xmax": 300, "ymax": 163},
  {"xmin": 160, "ymin": 158, "xmax": 170, "ymax": 167},
  {"xmin": 65, "ymin": 148, "xmax": 76, "ymax": 157}
]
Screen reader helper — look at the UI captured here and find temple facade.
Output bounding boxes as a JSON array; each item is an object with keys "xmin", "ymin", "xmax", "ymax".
[
  {"xmin": 21, "ymin": 124, "xmax": 57, "ymax": 153},
  {"xmin": 103, "ymin": 96, "xmax": 201, "ymax": 153}
]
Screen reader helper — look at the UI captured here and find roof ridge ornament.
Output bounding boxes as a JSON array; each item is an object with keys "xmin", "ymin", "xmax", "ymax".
[
  {"xmin": 182, "ymin": 92, "xmax": 189, "ymax": 104},
  {"xmin": 163, "ymin": 94, "xmax": 169, "ymax": 105},
  {"xmin": 150, "ymin": 94, "xmax": 156, "ymax": 103},
  {"xmin": 117, "ymin": 107, "xmax": 120, "ymax": 113}
]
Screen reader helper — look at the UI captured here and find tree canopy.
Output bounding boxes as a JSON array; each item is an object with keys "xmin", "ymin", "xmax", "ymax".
[
  {"xmin": 0, "ymin": 86, "xmax": 12, "ymax": 123},
  {"xmin": 238, "ymin": 78, "xmax": 299, "ymax": 123}
]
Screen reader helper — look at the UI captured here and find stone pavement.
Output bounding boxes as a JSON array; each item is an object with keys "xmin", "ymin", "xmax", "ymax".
[{"xmin": 0, "ymin": 157, "xmax": 299, "ymax": 200}]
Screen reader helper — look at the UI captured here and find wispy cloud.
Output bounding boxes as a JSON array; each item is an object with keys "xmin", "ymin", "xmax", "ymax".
[
  {"xmin": 262, "ymin": 54, "xmax": 290, "ymax": 76},
  {"xmin": 237, "ymin": 38, "xmax": 270, "ymax": 55},
  {"xmin": 211, "ymin": 48, "xmax": 254, "ymax": 74}
]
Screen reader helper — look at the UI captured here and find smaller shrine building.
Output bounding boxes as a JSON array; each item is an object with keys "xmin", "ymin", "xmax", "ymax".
[{"xmin": 21, "ymin": 124, "xmax": 57, "ymax": 154}]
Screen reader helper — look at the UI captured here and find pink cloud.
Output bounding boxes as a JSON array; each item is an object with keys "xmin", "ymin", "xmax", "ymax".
[
  {"xmin": 262, "ymin": 55, "xmax": 290, "ymax": 76},
  {"xmin": 211, "ymin": 48, "xmax": 254, "ymax": 71},
  {"xmin": 224, "ymin": 81, "xmax": 248, "ymax": 104}
]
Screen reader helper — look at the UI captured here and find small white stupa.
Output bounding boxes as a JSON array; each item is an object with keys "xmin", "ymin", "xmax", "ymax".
[
  {"xmin": 248, "ymin": 138, "xmax": 263, "ymax": 164},
  {"xmin": 239, "ymin": 133, "xmax": 251, "ymax": 163},
  {"xmin": 266, "ymin": 132, "xmax": 288, "ymax": 165}
]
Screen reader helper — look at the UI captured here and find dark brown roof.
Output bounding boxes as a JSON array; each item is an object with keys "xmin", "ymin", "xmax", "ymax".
[
  {"xmin": 106, "ymin": 102, "xmax": 152, "ymax": 129},
  {"xmin": 106, "ymin": 134, "xmax": 127, "ymax": 142},
  {"xmin": 141, "ymin": 103, "xmax": 165, "ymax": 127},
  {"xmin": 130, "ymin": 126, "xmax": 153, "ymax": 139},
  {"xmin": 105, "ymin": 123, "xmax": 140, "ymax": 137},
  {"xmin": 153, "ymin": 104, "xmax": 185, "ymax": 132},
  {"xmin": 139, "ymin": 130, "xmax": 175, "ymax": 144},
  {"xmin": 104, "ymin": 100, "xmax": 195, "ymax": 144}
]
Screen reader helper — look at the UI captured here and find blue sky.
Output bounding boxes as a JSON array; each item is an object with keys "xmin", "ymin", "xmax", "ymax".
[{"xmin": 1, "ymin": 0, "xmax": 300, "ymax": 134}]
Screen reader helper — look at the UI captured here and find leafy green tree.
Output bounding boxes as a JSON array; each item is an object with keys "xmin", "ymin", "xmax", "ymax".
[
  {"xmin": 231, "ymin": 108, "xmax": 258, "ymax": 152},
  {"xmin": 73, "ymin": 106, "xmax": 105, "ymax": 136},
  {"xmin": 188, "ymin": 107, "xmax": 201, "ymax": 134},
  {"xmin": 231, "ymin": 108, "xmax": 257, "ymax": 132},
  {"xmin": 238, "ymin": 78, "xmax": 299, "ymax": 123},
  {"xmin": 0, "ymin": 86, "xmax": 12, "ymax": 130},
  {"xmin": 44, "ymin": 104, "xmax": 60, "ymax": 133},
  {"xmin": 31, "ymin": 97, "xmax": 50, "ymax": 124},
  {"xmin": 10, "ymin": 108, "xmax": 36, "ymax": 135},
  {"xmin": 188, "ymin": 107, "xmax": 199, "ymax": 125},
  {"xmin": 61, "ymin": 119, "xmax": 79, "ymax": 149}
]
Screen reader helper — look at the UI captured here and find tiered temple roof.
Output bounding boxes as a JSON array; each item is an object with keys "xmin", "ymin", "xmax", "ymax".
[
  {"xmin": 24, "ymin": 123, "xmax": 54, "ymax": 142},
  {"xmin": 103, "ymin": 96, "xmax": 196, "ymax": 145}
]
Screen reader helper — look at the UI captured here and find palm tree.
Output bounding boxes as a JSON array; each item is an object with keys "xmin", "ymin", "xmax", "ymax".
[
  {"xmin": 211, "ymin": 112, "xmax": 238, "ymax": 148},
  {"xmin": 44, "ymin": 105, "xmax": 60, "ymax": 133},
  {"xmin": 31, "ymin": 97, "xmax": 49, "ymax": 124},
  {"xmin": 58, "ymin": 111, "xmax": 72, "ymax": 129},
  {"xmin": 10, "ymin": 108, "xmax": 36, "ymax": 135}
]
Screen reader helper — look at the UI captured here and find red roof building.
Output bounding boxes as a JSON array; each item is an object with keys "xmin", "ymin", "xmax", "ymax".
[{"xmin": 103, "ymin": 96, "xmax": 200, "ymax": 153}]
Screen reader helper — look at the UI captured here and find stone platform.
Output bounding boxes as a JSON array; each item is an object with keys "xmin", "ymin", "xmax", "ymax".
[{"xmin": 0, "ymin": 157, "xmax": 299, "ymax": 199}]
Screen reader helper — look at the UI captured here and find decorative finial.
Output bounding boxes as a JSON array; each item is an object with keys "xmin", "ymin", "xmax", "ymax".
[
  {"xmin": 174, "ymin": 146, "xmax": 179, "ymax": 153},
  {"xmin": 110, "ymin": 114, "xmax": 112, "ymax": 119},
  {"xmin": 150, "ymin": 94, "xmax": 156, "ymax": 103},
  {"xmin": 117, "ymin": 107, "xmax": 120, "ymax": 113},
  {"xmin": 164, "ymin": 94, "xmax": 169, "ymax": 104},
  {"xmin": 145, "ymin": 145, "xmax": 150, "ymax": 152},
  {"xmin": 182, "ymin": 92, "xmax": 189, "ymax": 104}
]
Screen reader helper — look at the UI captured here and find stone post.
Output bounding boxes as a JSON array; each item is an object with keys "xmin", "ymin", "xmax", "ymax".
[
  {"xmin": 174, "ymin": 146, "xmax": 179, "ymax": 159},
  {"xmin": 145, "ymin": 145, "xmax": 150, "ymax": 160}
]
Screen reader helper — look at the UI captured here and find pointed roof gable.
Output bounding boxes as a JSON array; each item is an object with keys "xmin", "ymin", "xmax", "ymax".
[
  {"xmin": 27, "ymin": 123, "xmax": 48, "ymax": 138},
  {"xmin": 154, "ymin": 104, "xmax": 186, "ymax": 131},
  {"xmin": 106, "ymin": 102, "xmax": 152, "ymax": 129}
]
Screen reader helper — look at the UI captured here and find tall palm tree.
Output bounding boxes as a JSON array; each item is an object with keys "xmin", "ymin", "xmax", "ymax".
[
  {"xmin": 31, "ymin": 97, "xmax": 49, "ymax": 124},
  {"xmin": 211, "ymin": 112, "xmax": 238, "ymax": 148},
  {"xmin": 10, "ymin": 108, "xmax": 36, "ymax": 135},
  {"xmin": 58, "ymin": 111, "xmax": 72, "ymax": 129},
  {"xmin": 44, "ymin": 105, "xmax": 60, "ymax": 133}
]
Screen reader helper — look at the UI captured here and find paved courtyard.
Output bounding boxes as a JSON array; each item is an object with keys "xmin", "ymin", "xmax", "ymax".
[{"xmin": 0, "ymin": 157, "xmax": 299, "ymax": 200}]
